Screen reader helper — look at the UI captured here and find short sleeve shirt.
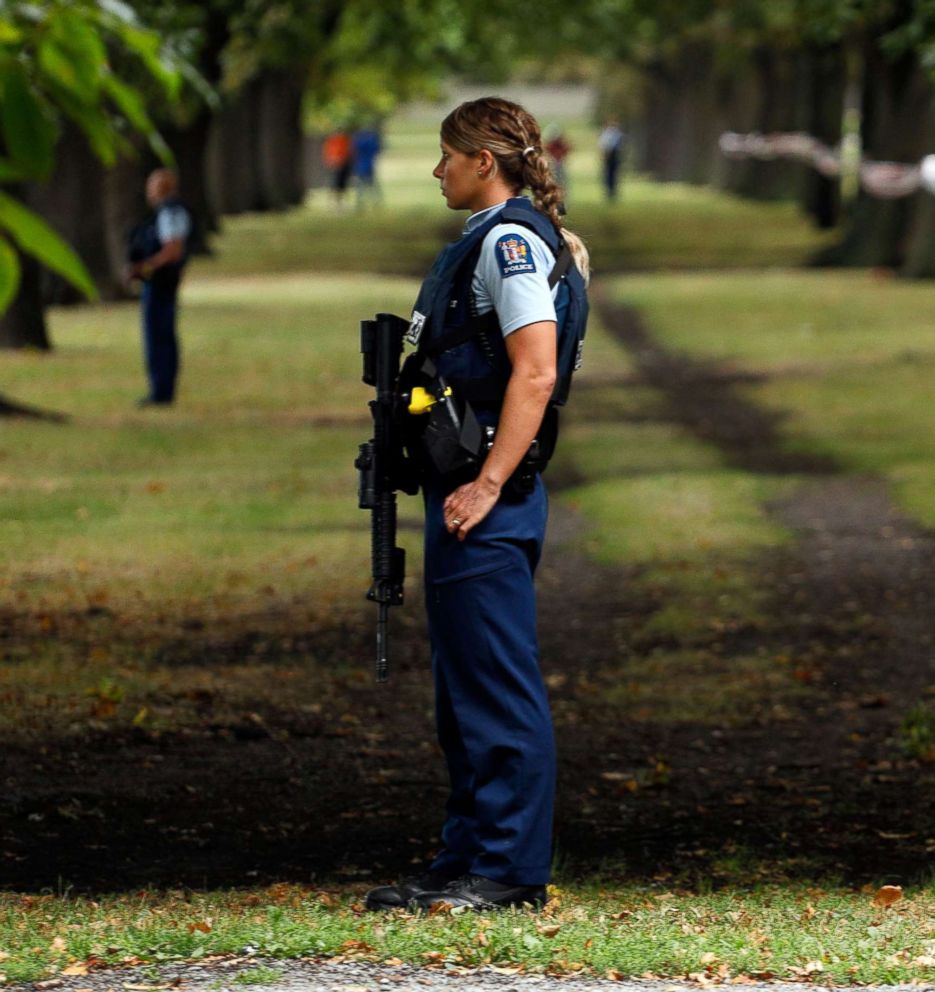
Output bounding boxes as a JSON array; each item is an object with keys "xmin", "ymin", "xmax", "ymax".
[
  {"xmin": 156, "ymin": 204, "xmax": 191, "ymax": 245},
  {"xmin": 465, "ymin": 203, "xmax": 557, "ymax": 337}
]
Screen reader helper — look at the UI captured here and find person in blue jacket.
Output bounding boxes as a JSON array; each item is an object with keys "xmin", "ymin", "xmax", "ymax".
[
  {"xmin": 365, "ymin": 97, "xmax": 589, "ymax": 913},
  {"xmin": 127, "ymin": 168, "xmax": 191, "ymax": 406}
]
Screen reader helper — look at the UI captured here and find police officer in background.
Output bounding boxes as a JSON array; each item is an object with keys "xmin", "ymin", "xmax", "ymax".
[
  {"xmin": 365, "ymin": 97, "xmax": 589, "ymax": 913},
  {"xmin": 127, "ymin": 168, "xmax": 192, "ymax": 406}
]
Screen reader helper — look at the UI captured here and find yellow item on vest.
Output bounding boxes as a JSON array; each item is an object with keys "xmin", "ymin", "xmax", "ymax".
[{"xmin": 408, "ymin": 385, "xmax": 452, "ymax": 416}]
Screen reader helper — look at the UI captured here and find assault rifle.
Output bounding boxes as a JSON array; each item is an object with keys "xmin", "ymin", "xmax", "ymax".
[{"xmin": 355, "ymin": 313, "xmax": 419, "ymax": 682}]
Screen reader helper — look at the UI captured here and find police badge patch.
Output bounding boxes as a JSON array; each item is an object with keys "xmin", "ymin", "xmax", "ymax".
[
  {"xmin": 406, "ymin": 310, "xmax": 426, "ymax": 345},
  {"xmin": 496, "ymin": 234, "xmax": 536, "ymax": 278}
]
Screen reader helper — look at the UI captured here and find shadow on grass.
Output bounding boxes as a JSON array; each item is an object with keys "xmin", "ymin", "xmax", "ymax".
[{"xmin": 0, "ymin": 298, "xmax": 932, "ymax": 896}]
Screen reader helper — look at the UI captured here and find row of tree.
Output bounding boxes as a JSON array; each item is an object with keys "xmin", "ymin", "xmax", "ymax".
[
  {"xmin": 1, "ymin": 0, "xmax": 572, "ymax": 352},
  {"xmin": 595, "ymin": 0, "xmax": 935, "ymax": 275},
  {"xmin": 5, "ymin": 0, "xmax": 935, "ymax": 360}
]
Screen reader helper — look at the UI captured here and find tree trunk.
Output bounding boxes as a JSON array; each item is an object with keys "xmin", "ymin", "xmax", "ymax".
[
  {"xmin": 656, "ymin": 42, "xmax": 723, "ymax": 185},
  {"xmin": 717, "ymin": 62, "xmax": 760, "ymax": 194},
  {"xmin": 899, "ymin": 96, "xmax": 935, "ymax": 277},
  {"xmin": 206, "ymin": 80, "xmax": 265, "ymax": 215},
  {"xmin": 256, "ymin": 67, "xmax": 307, "ymax": 209},
  {"xmin": 103, "ymin": 151, "xmax": 148, "ymax": 283},
  {"xmin": 726, "ymin": 47, "xmax": 806, "ymax": 200},
  {"xmin": 0, "ymin": 246, "xmax": 49, "ymax": 350},
  {"xmin": 798, "ymin": 47, "xmax": 845, "ymax": 229},
  {"xmin": 27, "ymin": 121, "xmax": 122, "ymax": 305},
  {"xmin": 820, "ymin": 48, "xmax": 930, "ymax": 268}
]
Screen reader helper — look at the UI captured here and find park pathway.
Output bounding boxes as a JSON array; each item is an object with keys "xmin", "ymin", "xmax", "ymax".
[{"xmin": 547, "ymin": 291, "xmax": 935, "ymax": 880}]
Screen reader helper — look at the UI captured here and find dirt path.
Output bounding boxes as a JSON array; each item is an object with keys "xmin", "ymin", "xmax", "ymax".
[{"xmin": 0, "ymin": 300, "xmax": 932, "ymax": 893}]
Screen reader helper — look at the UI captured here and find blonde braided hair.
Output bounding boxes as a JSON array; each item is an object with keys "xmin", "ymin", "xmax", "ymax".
[{"xmin": 440, "ymin": 97, "xmax": 590, "ymax": 284}]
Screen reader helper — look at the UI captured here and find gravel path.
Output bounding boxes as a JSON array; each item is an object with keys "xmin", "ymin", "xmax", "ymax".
[{"xmin": 13, "ymin": 958, "xmax": 933, "ymax": 992}]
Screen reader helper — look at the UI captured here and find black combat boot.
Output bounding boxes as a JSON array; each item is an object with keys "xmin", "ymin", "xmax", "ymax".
[
  {"xmin": 412, "ymin": 873, "xmax": 548, "ymax": 912},
  {"xmin": 364, "ymin": 869, "xmax": 461, "ymax": 911}
]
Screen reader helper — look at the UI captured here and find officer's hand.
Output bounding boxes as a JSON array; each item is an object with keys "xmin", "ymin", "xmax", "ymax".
[{"xmin": 444, "ymin": 477, "xmax": 501, "ymax": 541}]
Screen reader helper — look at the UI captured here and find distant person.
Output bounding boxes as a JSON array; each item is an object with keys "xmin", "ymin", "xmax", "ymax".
[
  {"xmin": 597, "ymin": 121, "xmax": 626, "ymax": 201},
  {"xmin": 352, "ymin": 126, "xmax": 383, "ymax": 209},
  {"xmin": 126, "ymin": 168, "xmax": 191, "ymax": 407},
  {"xmin": 544, "ymin": 124, "xmax": 571, "ymax": 197},
  {"xmin": 322, "ymin": 130, "xmax": 353, "ymax": 208}
]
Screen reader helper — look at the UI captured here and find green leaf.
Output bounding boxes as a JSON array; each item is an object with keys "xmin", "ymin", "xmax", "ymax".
[
  {"xmin": 43, "ymin": 80, "xmax": 119, "ymax": 165},
  {"xmin": 0, "ymin": 233, "xmax": 21, "ymax": 314},
  {"xmin": 113, "ymin": 23, "xmax": 180, "ymax": 100},
  {"xmin": 37, "ymin": 36, "xmax": 98, "ymax": 104},
  {"xmin": 50, "ymin": 10, "xmax": 108, "ymax": 81},
  {"xmin": 0, "ymin": 60, "xmax": 56, "ymax": 177},
  {"xmin": 0, "ymin": 191, "xmax": 96, "ymax": 300},
  {"xmin": 101, "ymin": 71, "xmax": 152, "ymax": 132},
  {"xmin": 0, "ymin": 157, "xmax": 27, "ymax": 182},
  {"xmin": 0, "ymin": 19, "xmax": 23, "ymax": 45}
]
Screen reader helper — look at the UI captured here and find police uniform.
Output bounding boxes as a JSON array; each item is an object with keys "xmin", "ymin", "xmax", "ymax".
[
  {"xmin": 140, "ymin": 200, "xmax": 191, "ymax": 404},
  {"xmin": 417, "ymin": 197, "xmax": 560, "ymax": 888}
]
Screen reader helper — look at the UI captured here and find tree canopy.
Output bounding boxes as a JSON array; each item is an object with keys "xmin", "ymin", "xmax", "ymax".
[{"xmin": 0, "ymin": 0, "xmax": 179, "ymax": 311}]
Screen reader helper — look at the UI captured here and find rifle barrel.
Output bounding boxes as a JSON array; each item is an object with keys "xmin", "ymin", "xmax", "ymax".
[{"xmin": 376, "ymin": 602, "xmax": 389, "ymax": 683}]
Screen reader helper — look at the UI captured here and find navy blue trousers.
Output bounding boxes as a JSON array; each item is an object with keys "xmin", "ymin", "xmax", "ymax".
[
  {"xmin": 423, "ymin": 476, "xmax": 555, "ymax": 885},
  {"xmin": 141, "ymin": 279, "xmax": 180, "ymax": 402}
]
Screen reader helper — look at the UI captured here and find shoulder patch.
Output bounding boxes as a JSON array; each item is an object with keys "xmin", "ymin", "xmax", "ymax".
[{"xmin": 495, "ymin": 233, "xmax": 537, "ymax": 278}]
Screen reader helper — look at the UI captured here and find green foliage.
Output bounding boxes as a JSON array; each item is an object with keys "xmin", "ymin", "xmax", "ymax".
[
  {"xmin": 0, "ymin": 190, "xmax": 96, "ymax": 298},
  {"xmin": 0, "ymin": 0, "xmax": 181, "ymax": 310}
]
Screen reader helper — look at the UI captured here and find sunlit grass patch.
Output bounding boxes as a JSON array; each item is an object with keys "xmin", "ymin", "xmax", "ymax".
[
  {"xmin": 0, "ymin": 882, "xmax": 932, "ymax": 986},
  {"xmin": 605, "ymin": 270, "xmax": 935, "ymax": 527},
  {"xmin": 610, "ymin": 269, "xmax": 935, "ymax": 370},
  {"xmin": 563, "ymin": 471, "xmax": 793, "ymax": 565}
]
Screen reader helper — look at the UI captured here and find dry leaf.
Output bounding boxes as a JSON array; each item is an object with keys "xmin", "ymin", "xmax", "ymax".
[
  {"xmin": 537, "ymin": 924, "xmax": 561, "ymax": 937},
  {"xmin": 61, "ymin": 964, "xmax": 89, "ymax": 976},
  {"xmin": 186, "ymin": 921, "xmax": 212, "ymax": 934},
  {"xmin": 606, "ymin": 970, "xmax": 626, "ymax": 981},
  {"xmin": 50, "ymin": 937, "xmax": 67, "ymax": 953},
  {"xmin": 873, "ymin": 885, "xmax": 903, "ymax": 907}
]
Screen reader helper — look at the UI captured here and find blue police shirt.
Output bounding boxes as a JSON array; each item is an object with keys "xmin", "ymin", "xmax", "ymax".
[
  {"xmin": 465, "ymin": 202, "xmax": 557, "ymax": 337},
  {"xmin": 156, "ymin": 204, "xmax": 191, "ymax": 245}
]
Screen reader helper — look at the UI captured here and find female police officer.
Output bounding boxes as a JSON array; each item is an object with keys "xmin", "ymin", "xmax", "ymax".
[{"xmin": 366, "ymin": 97, "xmax": 589, "ymax": 913}]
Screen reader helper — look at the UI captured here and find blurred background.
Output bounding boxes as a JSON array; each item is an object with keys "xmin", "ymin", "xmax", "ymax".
[{"xmin": 5, "ymin": 0, "xmax": 935, "ymax": 343}]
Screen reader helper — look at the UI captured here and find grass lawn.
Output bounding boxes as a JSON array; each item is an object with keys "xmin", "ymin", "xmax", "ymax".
[
  {"xmin": 605, "ymin": 270, "xmax": 935, "ymax": 527},
  {"xmin": 1, "ymin": 883, "xmax": 932, "ymax": 986},
  {"xmin": 1, "ymin": 111, "xmax": 933, "ymax": 985}
]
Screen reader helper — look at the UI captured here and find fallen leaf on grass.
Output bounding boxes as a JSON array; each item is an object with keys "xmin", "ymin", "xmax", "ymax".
[
  {"xmin": 537, "ymin": 924, "xmax": 561, "ymax": 937},
  {"xmin": 61, "ymin": 964, "xmax": 89, "ymax": 976},
  {"xmin": 791, "ymin": 960, "xmax": 825, "ymax": 977},
  {"xmin": 606, "ymin": 970, "xmax": 626, "ymax": 981},
  {"xmin": 873, "ymin": 885, "xmax": 903, "ymax": 907},
  {"xmin": 339, "ymin": 940, "xmax": 376, "ymax": 954},
  {"xmin": 187, "ymin": 921, "xmax": 212, "ymax": 933}
]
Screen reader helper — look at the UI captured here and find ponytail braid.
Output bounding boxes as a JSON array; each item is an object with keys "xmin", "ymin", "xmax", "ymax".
[{"xmin": 440, "ymin": 96, "xmax": 590, "ymax": 284}]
